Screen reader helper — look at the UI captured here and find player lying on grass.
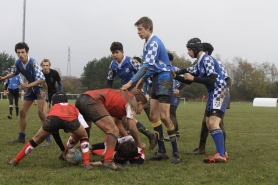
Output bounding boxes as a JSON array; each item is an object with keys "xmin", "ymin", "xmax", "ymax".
[
  {"xmin": 90, "ymin": 135, "xmax": 145, "ymax": 166},
  {"xmin": 7, "ymin": 92, "xmax": 93, "ymax": 170}
]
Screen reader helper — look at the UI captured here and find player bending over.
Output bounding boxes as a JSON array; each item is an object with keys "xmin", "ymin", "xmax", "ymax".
[{"xmin": 7, "ymin": 92, "xmax": 92, "ymax": 170}]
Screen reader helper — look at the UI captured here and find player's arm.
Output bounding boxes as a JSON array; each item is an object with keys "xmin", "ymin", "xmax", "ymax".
[
  {"xmin": 22, "ymin": 62, "xmax": 45, "ymax": 88},
  {"xmin": 55, "ymin": 71, "xmax": 63, "ymax": 92},
  {"xmin": 114, "ymin": 118, "xmax": 129, "ymax": 137},
  {"xmin": 127, "ymin": 118, "xmax": 144, "ymax": 149},
  {"xmin": 192, "ymin": 74, "xmax": 216, "ymax": 85},
  {"xmin": 0, "ymin": 73, "xmax": 15, "ymax": 81}
]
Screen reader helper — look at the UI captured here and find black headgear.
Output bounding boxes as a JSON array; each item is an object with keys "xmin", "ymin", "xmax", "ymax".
[
  {"xmin": 51, "ymin": 92, "xmax": 68, "ymax": 106},
  {"xmin": 186, "ymin": 38, "xmax": 203, "ymax": 58}
]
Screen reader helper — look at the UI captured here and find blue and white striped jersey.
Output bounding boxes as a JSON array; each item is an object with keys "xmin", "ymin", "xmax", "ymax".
[
  {"xmin": 142, "ymin": 34, "xmax": 171, "ymax": 77},
  {"xmin": 107, "ymin": 56, "xmax": 141, "ymax": 85},
  {"xmin": 12, "ymin": 57, "xmax": 45, "ymax": 84},
  {"xmin": 171, "ymin": 65, "xmax": 181, "ymax": 92},
  {"xmin": 187, "ymin": 53, "xmax": 228, "ymax": 92}
]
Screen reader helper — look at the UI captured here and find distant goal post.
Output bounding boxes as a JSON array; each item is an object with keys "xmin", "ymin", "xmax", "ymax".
[{"xmin": 180, "ymin": 98, "xmax": 185, "ymax": 105}]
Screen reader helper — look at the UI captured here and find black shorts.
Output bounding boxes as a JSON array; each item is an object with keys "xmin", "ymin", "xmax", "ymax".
[
  {"xmin": 75, "ymin": 94, "xmax": 109, "ymax": 123},
  {"xmin": 42, "ymin": 116, "xmax": 80, "ymax": 133}
]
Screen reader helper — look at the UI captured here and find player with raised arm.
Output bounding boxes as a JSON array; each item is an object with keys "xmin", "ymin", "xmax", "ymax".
[
  {"xmin": 4, "ymin": 66, "xmax": 24, "ymax": 119},
  {"xmin": 121, "ymin": 17, "xmax": 181, "ymax": 163},
  {"xmin": 0, "ymin": 42, "xmax": 47, "ymax": 144},
  {"xmin": 75, "ymin": 88, "xmax": 147, "ymax": 170},
  {"xmin": 107, "ymin": 42, "xmax": 156, "ymax": 150},
  {"xmin": 8, "ymin": 92, "xmax": 92, "ymax": 170},
  {"xmin": 173, "ymin": 38, "xmax": 230, "ymax": 163}
]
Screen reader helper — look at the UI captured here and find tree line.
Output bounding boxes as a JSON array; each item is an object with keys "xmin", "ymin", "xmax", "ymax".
[{"xmin": 0, "ymin": 51, "xmax": 277, "ymax": 101}]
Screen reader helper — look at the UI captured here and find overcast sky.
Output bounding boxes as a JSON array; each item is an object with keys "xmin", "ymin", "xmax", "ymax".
[{"xmin": 1, "ymin": 0, "xmax": 277, "ymax": 77}]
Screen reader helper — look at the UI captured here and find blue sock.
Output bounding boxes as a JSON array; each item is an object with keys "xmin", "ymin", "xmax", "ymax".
[
  {"xmin": 152, "ymin": 121, "xmax": 166, "ymax": 153},
  {"xmin": 210, "ymin": 128, "xmax": 225, "ymax": 157},
  {"xmin": 18, "ymin": 132, "xmax": 26, "ymax": 140},
  {"xmin": 45, "ymin": 135, "xmax": 52, "ymax": 142}
]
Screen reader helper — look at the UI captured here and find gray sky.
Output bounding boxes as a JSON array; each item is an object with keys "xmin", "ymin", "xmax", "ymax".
[{"xmin": 1, "ymin": 0, "xmax": 277, "ymax": 77}]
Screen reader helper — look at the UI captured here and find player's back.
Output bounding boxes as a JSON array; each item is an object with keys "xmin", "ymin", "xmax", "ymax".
[
  {"xmin": 84, "ymin": 89, "xmax": 133, "ymax": 118},
  {"xmin": 47, "ymin": 103, "xmax": 79, "ymax": 121}
]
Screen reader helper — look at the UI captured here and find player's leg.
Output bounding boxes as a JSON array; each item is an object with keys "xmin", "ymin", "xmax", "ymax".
[
  {"xmin": 165, "ymin": 104, "xmax": 179, "ymax": 141},
  {"xmin": 149, "ymin": 97, "xmax": 169, "ymax": 160},
  {"xmin": 203, "ymin": 88, "xmax": 229, "ymax": 163},
  {"xmin": 187, "ymin": 104, "xmax": 208, "ymax": 155},
  {"xmin": 14, "ymin": 89, "xmax": 20, "ymax": 117},
  {"xmin": 71, "ymin": 125, "xmax": 91, "ymax": 169},
  {"xmin": 7, "ymin": 89, "xmax": 14, "ymax": 119},
  {"xmin": 75, "ymin": 94, "xmax": 122, "ymax": 170},
  {"xmin": 95, "ymin": 117, "xmax": 123, "ymax": 170},
  {"xmin": 136, "ymin": 119, "xmax": 157, "ymax": 150},
  {"xmin": 8, "ymin": 127, "xmax": 51, "ymax": 166},
  {"xmin": 203, "ymin": 114, "xmax": 226, "ymax": 163},
  {"xmin": 10, "ymin": 99, "xmax": 33, "ymax": 143}
]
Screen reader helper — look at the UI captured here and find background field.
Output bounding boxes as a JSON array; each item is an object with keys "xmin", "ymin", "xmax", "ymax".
[{"xmin": 0, "ymin": 100, "xmax": 277, "ymax": 185}]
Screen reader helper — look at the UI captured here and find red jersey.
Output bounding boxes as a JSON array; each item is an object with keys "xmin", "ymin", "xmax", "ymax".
[
  {"xmin": 84, "ymin": 89, "xmax": 135, "ymax": 119},
  {"xmin": 47, "ymin": 103, "xmax": 79, "ymax": 121}
]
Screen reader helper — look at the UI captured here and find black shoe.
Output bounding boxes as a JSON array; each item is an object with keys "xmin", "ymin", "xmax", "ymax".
[
  {"xmin": 8, "ymin": 115, "xmax": 12, "ymax": 119},
  {"xmin": 171, "ymin": 152, "xmax": 181, "ymax": 164},
  {"xmin": 9, "ymin": 139, "xmax": 25, "ymax": 144},
  {"xmin": 149, "ymin": 152, "xmax": 169, "ymax": 160},
  {"xmin": 149, "ymin": 134, "xmax": 158, "ymax": 150},
  {"xmin": 186, "ymin": 147, "xmax": 206, "ymax": 155}
]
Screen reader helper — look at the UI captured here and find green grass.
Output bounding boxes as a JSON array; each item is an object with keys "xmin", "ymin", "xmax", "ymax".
[{"xmin": 0, "ymin": 100, "xmax": 278, "ymax": 185}]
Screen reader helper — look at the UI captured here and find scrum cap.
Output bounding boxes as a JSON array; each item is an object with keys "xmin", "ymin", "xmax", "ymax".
[
  {"xmin": 186, "ymin": 38, "xmax": 203, "ymax": 58},
  {"xmin": 51, "ymin": 92, "xmax": 68, "ymax": 106}
]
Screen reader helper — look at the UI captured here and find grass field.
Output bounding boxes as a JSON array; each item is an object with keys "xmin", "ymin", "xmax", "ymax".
[{"xmin": 0, "ymin": 100, "xmax": 278, "ymax": 185}]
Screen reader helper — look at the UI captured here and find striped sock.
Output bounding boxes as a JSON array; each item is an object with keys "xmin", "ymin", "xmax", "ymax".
[{"xmin": 152, "ymin": 120, "xmax": 166, "ymax": 153}]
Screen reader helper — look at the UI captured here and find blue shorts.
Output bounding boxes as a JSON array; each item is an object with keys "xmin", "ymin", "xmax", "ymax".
[
  {"xmin": 24, "ymin": 84, "xmax": 47, "ymax": 101},
  {"xmin": 151, "ymin": 71, "xmax": 173, "ymax": 97},
  {"xmin": 207, "ymin": 86, "xmax": 230, "ymax": 113},
  {"xmin": 170, "ymin": 95, "xmax": 180, "ymax": 107}
]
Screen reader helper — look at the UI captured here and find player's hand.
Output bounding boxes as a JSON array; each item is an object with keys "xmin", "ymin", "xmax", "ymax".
[
  {"xmin": 184, "ymin": 73, "xmax": 194, "ymax": 81},
  {"xmin": 121, "ymin": 81, "xmax": 133, "ymax": 91},
  {"xmin": 171, "ymin": 70, "xmax": 176, "ymax": 78},
  {"xmin": 137, "ymin": 142, "xmax": 146, "ymax": 150},
  {"xmin": 173, "ymin": 89, "xmax": 179, "ymax": 95},
  {"xmin": 0, "ymin": 76, "xmax": 4, "ymax": 81}
]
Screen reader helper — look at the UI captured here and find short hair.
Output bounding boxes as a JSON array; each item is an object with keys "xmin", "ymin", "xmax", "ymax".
[
  {"xmin": 135, "ymin": 16, "xmax": 153, "ymax": 33},
  {"xmin": 110, "ymin": 42, "xmax": 123, "ymax": 53},
  {"xmin": 132, "ymin": 89, "xmax": 147, "ymax": 105},
  {"xmin": 15, "ymin": 42, "xmax": 29, "ymax": 53},
  {"xmin": 168, "ymin": 52, "xmax": 174, "ymax": 61},
  {"xmin": 133, "ymin": 57, "xmax": 142, "ymax": 64},
  {"xmin": 41, "ymin": 59, "xmax": 51, "ymax": 66},
  {"xmin": 202, "ymin": 43, "xmax": 214, "ymax": 55},
  {"xmin": 116, "ymin": 140, "xmax": 139, "ymax": 159}
]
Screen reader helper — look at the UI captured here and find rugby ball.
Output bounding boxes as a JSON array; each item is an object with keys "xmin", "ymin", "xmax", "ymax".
[{"xmin": 66, "ymin": 148, "xmax": 82, "ymax": 165}]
